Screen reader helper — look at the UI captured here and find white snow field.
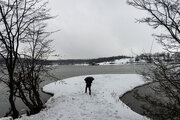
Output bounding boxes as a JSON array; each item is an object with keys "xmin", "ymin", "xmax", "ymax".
[
  {"xmin": 98, "ymin": 58, "xmax": 146, "ymax": 65},
  {"xmin": 99, "ymin": 58, "xmax": 131, "ymax": 65},
  {"xmin": 2, "ymin": 74, "xmax": 149, "ymax": 120}
]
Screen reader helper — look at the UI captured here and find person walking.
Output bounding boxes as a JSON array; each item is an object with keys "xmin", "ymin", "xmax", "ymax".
[{"xmin": 84, "ymin": 76, "xmax": 94, "ymax": 95}]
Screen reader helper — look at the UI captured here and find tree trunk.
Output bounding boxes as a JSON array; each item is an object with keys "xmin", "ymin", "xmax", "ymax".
[
  {"xmin": 9, "ymin": 82, "xmax": 19, "ymax": 118},
  {"xmin": 8, "ymin": 66, "xmax": 19, "ymax": 118}
]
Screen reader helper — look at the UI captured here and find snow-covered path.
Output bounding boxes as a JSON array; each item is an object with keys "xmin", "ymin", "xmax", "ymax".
[{"xmin": 16, "ymin": 74, "xmax": 149, "ymax": 120}]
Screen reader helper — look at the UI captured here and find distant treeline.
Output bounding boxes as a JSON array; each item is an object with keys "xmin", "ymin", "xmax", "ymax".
[
  {"xmin": 48, "ymin": 55, "xmax": 131, "ymax": 65},
  {"xmin": 0, "ymin": 55, "xmax": 131, "ymax": 65}
]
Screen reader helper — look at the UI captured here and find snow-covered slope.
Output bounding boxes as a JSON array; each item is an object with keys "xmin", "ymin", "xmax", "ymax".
[
  {"xmin": 13, "ymin": 74, "xmax": 149, "ymax": 120},
  {"xmin": 98, "ymin": 58, "xmax": 147, "ymax": 65},
  {"xmin": 99, "ymin": 58, "xmax": 131, "ymax": 65}
]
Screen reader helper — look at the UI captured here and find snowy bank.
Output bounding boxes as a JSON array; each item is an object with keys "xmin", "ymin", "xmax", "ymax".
[
  {"xmin": 2, "ymin": 74, "xmax": 149, "ymax": 120},
  {"xmin": 98, "ymin": 58, "xmax": 131, "ymax": 65},
  {"xmin": 98, "ymin": 58, "xmax": 147, "ymax": 65}
]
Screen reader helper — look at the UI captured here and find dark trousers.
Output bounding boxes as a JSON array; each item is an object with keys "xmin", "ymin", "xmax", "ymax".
[{"xmin": 85, "ymin": 85, "xmax": 91, "ymax": 95}]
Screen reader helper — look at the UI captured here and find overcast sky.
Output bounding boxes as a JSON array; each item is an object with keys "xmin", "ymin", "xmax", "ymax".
[{"xmin": 47, "ymin": 0, "xmax": 163, "ymax": 59}]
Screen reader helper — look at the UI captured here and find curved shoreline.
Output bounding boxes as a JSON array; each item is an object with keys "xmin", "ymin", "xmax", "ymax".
[
  {"xmin": 41, "ymin": 88, "xmax": 54, "ymax": 96},
  {"xmin": 120, "ymin": 82, "xmax": 153, "ymax": 99},
  {"xmin": 17, "ymin": 74, "xmax": 149, "ymax": 120},
  {"xmin": 120, "ymin": 81, "xmax": 164, "ymax": 120},
  {"xmin": 0, "ymin": 64, "xmax": 147, "ymax": 118}
]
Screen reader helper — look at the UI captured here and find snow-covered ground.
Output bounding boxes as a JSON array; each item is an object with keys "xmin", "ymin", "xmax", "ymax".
[
  {"xmin": 98, "ymin": 58, "xmax": 131, "ymax": 65},
  {"xmin": 99, "ymin": 58, "xmax": 147, "ymax": 65},
  {"xmin": 74, "ymin": 63, "xmax": 89, "ymax": 66},
  {"xmin": 6, "ymin": 74, "xmax": 149, "ymax": 120}
]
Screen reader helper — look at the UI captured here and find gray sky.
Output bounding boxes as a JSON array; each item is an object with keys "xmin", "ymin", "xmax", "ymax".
[{"xmin": 47, "ymin": 0, "xmax": 163, "ymax": 59}]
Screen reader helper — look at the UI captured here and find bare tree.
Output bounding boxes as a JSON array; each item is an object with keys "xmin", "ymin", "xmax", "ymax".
[
  {"xmin": 127, "ymin": 0, "xmax": 180, "ymax": 119},
  {"xmin": 14, "ymin": 20, "xmax": 54, "ymax": 115},
  {"xmin": 0, "ymin": 0, "xmax": 52, "ymax": 118}
]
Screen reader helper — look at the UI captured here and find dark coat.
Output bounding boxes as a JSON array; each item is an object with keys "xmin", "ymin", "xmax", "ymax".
[{"xmin": 84, "ymin": 77, "xmax": 94, "ymax": 87}]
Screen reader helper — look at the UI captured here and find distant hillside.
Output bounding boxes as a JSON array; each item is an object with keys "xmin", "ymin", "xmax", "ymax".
[
  {"xmin": 0, "ymin": 55, "xmax": 132, "ymax": 65},
  {"xmin": 49, "ymin": 56, "xmax": 131, "ymax": 65}
]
